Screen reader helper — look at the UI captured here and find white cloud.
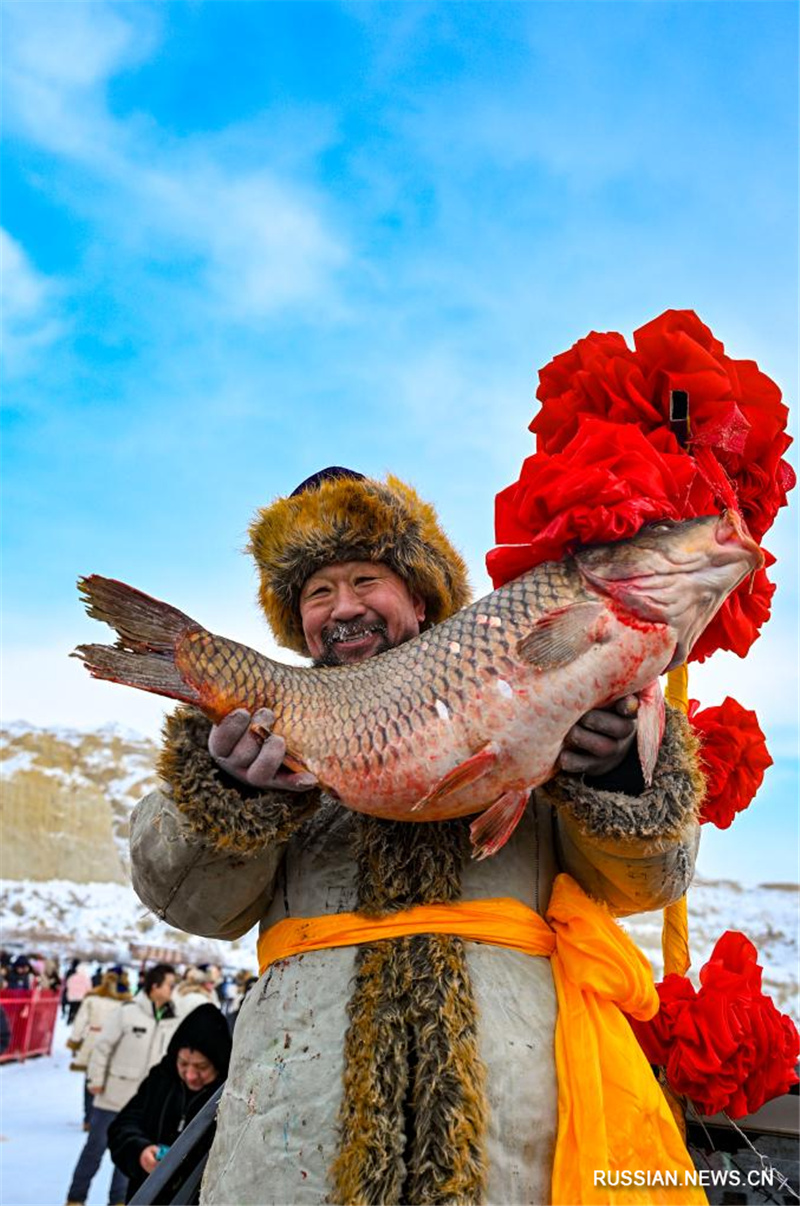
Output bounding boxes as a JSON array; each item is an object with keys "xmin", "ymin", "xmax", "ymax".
[
  {"xmin": 0, "ymin": 228, "xmax": 64, "ymax": 375},
  {"xmin": 2, "ymin": 2, "xmax": 348, "ymax": 320},
  {"xmin": 136, "ymin": 162, "xmax": 348, "ymax": 318},
  {"xmin": 2, "ymin": 2, "xmax": 149, "ymax": 163}
]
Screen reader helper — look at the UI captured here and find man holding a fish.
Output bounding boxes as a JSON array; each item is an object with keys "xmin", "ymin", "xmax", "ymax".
[{"xmin": 127, "ymin": 467, "xmax": 756, "ymax": 1204}]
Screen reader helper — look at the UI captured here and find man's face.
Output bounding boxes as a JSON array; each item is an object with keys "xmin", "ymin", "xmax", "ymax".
[
  {"xmin": 300, "ymin": 561, "xmax": 426, "ymax": 666},
  {"xmin": 149, "ymin": 973, "xmax": 176, "ymax": 1007},
  {"xmin": 176, "ymin": 1047, "xmax": 218, "ymax": 1091}
]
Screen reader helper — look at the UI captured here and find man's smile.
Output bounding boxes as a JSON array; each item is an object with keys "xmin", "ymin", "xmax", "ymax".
[{"xmin": 318, "ymin": 620, "xmax": 390, "ymax": 665}]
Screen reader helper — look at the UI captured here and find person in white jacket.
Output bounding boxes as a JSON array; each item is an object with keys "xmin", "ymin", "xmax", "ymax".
[
  {"xmin": 67, "ymin": 971, "xmax": 131, "ymax": 1130},
  {"xmin": 65, "ymin": 963, "xmax": 176, "ymax": 1206}
]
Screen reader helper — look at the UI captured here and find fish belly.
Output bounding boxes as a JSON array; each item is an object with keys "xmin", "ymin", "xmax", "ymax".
[{"xmin": 311, "ymin": 612, "xmax": 674, "ymax": 820}]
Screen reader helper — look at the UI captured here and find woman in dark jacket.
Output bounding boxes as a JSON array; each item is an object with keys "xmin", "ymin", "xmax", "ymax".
[{"xmin": 107, "ymin": 1004, "xmax": 231, "ymax": 1202}]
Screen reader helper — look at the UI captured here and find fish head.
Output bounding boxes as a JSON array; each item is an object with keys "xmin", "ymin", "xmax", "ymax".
[{"xmin": 574, "ymin": 512, "xmax": 765, "ymax": 670}]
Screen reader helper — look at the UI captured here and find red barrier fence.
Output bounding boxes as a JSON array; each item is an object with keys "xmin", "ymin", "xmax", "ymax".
[{"xmin": 0, "ymin": 989, "xmax": 60, "ymax": 1063}]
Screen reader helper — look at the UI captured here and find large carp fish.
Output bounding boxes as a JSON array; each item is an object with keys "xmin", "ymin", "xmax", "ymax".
[{"xmin": 74, "ymin": 511, "xmax": 762, "ymax": 858}]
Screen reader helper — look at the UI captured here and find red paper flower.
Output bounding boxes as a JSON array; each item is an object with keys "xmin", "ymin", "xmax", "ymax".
[
  {"xmin": 531, "ymin": 310, "xmax": 795, "ymax": 544},
  {"xmin": 630, "ymin": 932, "xmax": 799, "ymax": 1118},
  {"xmin": 489, "ymin": 309, "xmax": 795, "ymax": 661},
  {"xmin": 687, "ymin": 697, "xmax": 773, "ymax": 828},
  {"xmin": 487, "ymin": 419, "xmax": 695, "ymax": 585}
]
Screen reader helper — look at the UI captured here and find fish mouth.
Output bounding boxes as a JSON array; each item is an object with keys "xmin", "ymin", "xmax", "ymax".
[
  {"xmin": 577, "ymin": 511, "xmax": 765, "ymax": 666},
  {"xmin": 715, "ymin": 509, "xmax": 765, "ymax": 574}
]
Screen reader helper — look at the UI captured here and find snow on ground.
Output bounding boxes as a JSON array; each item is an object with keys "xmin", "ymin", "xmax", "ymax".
[
  {"xmin": 1, "ymin": 1015, "xmax": 120, "ymax": 1206},
  {"xmin": 621, "ymin": 876, "xmax": 800, "ymax": 1023},
  {"xmin": 0, "ymin": 880, "xmax": 258, "ymax": 969}
]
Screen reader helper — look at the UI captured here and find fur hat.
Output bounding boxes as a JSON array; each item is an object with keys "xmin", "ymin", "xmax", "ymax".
[{"xmin": 248, "ymin": 469, "xmax": 471, "ymax": 654}]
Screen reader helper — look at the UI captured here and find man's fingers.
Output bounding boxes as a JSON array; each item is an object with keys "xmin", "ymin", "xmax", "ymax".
[
  {"xmin": 244, "ymin": 735, "xmax": 289, "ymax": 786},
  {"xmin": 250, "ymin": 707, "xmax": 277, "ymax": 736},
  {"xmin": 614, "ymin": 695, "xmax": 639, "ymax": 718},
  {"xmin": 247, "ymin": 736, "xmax": 319, "ymax": 791},
  {"xmin": 572, "ymin": 709, "xmax": 636, "ymax": 740},
  {"xmin": 563, "ymin": 724, "xmax": 620, "ymax": 758},
  {"xmin": 273, "ymin": 770, "xmax": 320, "ymax": 793},
  {"xmin": 207, "ymin": 707, "xmax": 317, "ymax": 791},
  {"xmin": 559, "ymin": 749, "xmax": 609, "ymax": 774},
  {"xmin": 208, "ymin": 709, "xmax": 252, "ymax": 759}
]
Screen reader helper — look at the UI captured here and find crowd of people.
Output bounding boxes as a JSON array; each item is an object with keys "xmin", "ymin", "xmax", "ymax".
[
  {"xmin": 0, "ymin": 949, "xmax": 62, "ymax": 994},
  {"xmin": 1, "ymin": 950, "xmax": 256, "ymax": 1205}
]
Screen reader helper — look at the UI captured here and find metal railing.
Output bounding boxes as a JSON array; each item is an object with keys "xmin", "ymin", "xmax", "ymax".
[
  {"xmin": 0, "ymin": 988, "xmax": 60, "ymax": 1063},
  {"xmin": 128, "ymin": 1084, "xmax": 224, "ymax": 1206}
]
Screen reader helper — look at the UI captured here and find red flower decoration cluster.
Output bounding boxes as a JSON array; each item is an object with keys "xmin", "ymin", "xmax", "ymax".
[
  {"xmin": 630, "ymin": 932, "xmax": 799, "ymax": 1119},
  {"xmin": 488, "ymin": 310, "xmax": 795, "ymax": 662},
  {"xmin": 688, "ymin": 696, "xmax": 773, "ymax": 829}
]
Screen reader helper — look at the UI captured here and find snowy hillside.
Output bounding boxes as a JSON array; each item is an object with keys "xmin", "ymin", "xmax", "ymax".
[
  {"xmin": 1, "ymin": 721, "xmax": 159, "ymax": 878},
  {"xmin": 0, "ymin": 877, "xmax": 257, "ymax": 969}
]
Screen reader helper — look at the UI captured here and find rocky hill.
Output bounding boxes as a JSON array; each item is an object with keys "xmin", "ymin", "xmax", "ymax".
[
  {"xmin": 0, "ymin": 721, "xmax": 254, "ymax": 965},
  {"xmin": 1, "ymin": 721, "xmax": 159, "ymax": 882}
]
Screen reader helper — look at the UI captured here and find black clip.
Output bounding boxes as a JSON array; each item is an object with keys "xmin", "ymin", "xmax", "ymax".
[{"xmin": 669, "ymin": 390, "xmax": 690, "ymax": 448}]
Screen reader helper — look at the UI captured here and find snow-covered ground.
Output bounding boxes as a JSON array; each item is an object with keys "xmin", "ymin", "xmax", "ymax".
[{"xmin": 1, "ymin": 1015, "xmax": 121, "ymax": 1206}]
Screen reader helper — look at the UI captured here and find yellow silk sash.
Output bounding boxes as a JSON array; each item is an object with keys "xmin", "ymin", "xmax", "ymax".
[{"xmin": 257, "ymin": 874, "xmax": 706, "ymax": 1205}]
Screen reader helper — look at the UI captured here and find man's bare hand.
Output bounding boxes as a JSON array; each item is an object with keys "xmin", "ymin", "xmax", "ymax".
[
  {"xmin": 208, "ymin": 708, "xmax": 318, "ymax": 792},
  {"xmin": 558, "ymin": 695, "xmax": 638, "ymax": 777}
]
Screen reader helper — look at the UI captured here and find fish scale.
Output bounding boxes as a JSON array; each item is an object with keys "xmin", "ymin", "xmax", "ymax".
[{"xmin": 74, "ymin": 512, "xmax": 763, "ymax": 857}]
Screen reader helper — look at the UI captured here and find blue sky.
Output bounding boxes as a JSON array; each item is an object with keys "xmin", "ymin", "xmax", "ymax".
[{"xmin": 2, "ymin": 1, "xmax": 798, "ymax": 885}]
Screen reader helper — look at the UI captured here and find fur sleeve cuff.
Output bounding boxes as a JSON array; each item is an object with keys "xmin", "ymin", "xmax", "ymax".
[
  {"xmin": 539, "ymin": 705, "xmax": 705, "ymax": 842},
  {"xmin": 157, "ymin": 706, "xmax": 321, "ymax": 855}
]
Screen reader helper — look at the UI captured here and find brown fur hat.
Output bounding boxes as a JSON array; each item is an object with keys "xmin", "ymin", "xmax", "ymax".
[{"xmin": 248, "ymin": 470, "xmax": 471, "ymax": 654}]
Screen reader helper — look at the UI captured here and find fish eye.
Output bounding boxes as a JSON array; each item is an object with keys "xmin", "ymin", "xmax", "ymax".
[{"xmin": 647, "ymin": 519, "xmax": 678, "ymax": 533}]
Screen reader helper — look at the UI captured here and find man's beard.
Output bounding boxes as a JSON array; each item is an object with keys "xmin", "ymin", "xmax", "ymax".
[{"xmin": 313, "ymin": 620, "xmax": 391, "ymax": 667}]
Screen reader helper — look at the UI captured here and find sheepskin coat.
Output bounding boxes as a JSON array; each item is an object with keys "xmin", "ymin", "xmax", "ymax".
[{"xmin": 130, "ymin": 703, "xmax": 702, "ymax": 1206}]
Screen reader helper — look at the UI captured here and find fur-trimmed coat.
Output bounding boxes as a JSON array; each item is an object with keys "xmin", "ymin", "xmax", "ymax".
[
  {"xmin": 130, "ymin": 704, "xmax": 702, "ymax": 1206},
  {"xmin": 67, "ymin": 983, "xmax": 131, "ymax": 1071}
]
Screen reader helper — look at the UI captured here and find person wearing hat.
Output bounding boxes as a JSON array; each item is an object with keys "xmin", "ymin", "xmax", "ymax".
[
  {"xmin": 108, "ymin": 1004, "xmax": 231, "ymax": 1202},
  {"xmin": 130, "ymin": 470, "xmax": 702, "ymax": 1205}
]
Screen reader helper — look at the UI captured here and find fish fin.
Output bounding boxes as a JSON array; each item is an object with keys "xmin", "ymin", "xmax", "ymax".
[
  {"xmin": 76, "ymin": 575, "xmax": 195, "ymax": 653},
  {"xmin": 470, "ymin": 789, "xmax": 530, "ymax": 861},
  {"xmin": 276, "ymin": 751, "xmax": 312, "ymax": 776},
  {"xmin": 516, "ymin": 602, "xmax": 608, "ymax": 669},
  {"xmin": 249, "ymin": 721, "xmax": 310, "ymax": 777},
  {"xmin": 411, "ymin": 741, "xmax": 500, "ymax": 812},
  {"xmin": 282, "ymin": 751, "xmax": 310, "ymax": 775},
  {"xmin": 636, "ymin": 680, "xmax": 666, "ymax": 786},
  {"xmin": 71, "ymin": 644, "xmax": 201, "ymax": 706}
]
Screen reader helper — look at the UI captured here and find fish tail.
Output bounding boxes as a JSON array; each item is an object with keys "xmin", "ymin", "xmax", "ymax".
[
  {"xmin": 72, "ymin": 642, "xmax": 201, "ymax": 706},
  {"xmin": 73, "ymin": 575, "xmax": 202, "ymax": 706},
  {"xmin": 76, "ymin": 575, "xmax": 193, "ymax": 652}
]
